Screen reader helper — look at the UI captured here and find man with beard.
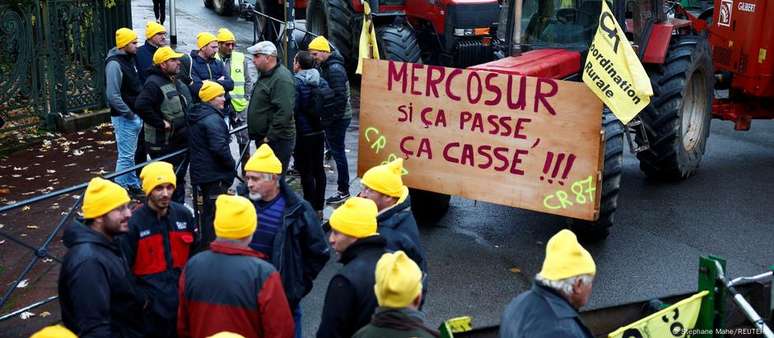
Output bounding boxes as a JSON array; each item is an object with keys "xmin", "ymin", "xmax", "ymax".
[
  {"xmin": 59, "ymin": 177, "xmax": 146, "ymax": 337},
  {"xmin": 189, "ymin": 32, "xmax": 234, "ymax": 104},
  {"xmin": 135, "ymin": 46, "xmax": 193, "ymax": 203},
  {"xmin": 136, "ymin": 21, "xmax": 167, "ymax": 83},
  {"xmin": 121, "ymin": 161, "xmax": 198, "ymax": 337}
]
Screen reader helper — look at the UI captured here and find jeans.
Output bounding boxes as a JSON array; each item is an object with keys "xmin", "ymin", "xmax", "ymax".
[
  {"xmin": 111, "ymin": 115, "xmax": 143, "ymax": 188},
  {"xmin": 256, "ymin": 138, "xmax": 295, "ymax": 175},
  {"xmin": 294, "ymin": 133, "xmax": 326, "ymax": 210},
  {"xmin": 147, "ymin": 140, "xmax": 188, "ymax": 204},
  {"xmin": 324, "ymin": 118, "xmax": 351, "ymax": 193},
  {"xmin": 293, "ymin": 304, "xmax": 302, "ymax": 338},
  {"xmin": 198, "ymin": 179, "xmax": 231, "ymax": 248}
]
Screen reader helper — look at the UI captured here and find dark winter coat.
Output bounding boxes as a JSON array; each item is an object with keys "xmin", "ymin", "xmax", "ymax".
[
  {"xmin": 238, "ymin": 179, "xmax": 331, "ymax": 308},
  {"xmin": 353, "ymin": 308, "xmax": 440, "ymax": 338},
  {"xmin": 135, "ymin": 42, "xmax": 159, "ymax": 83},
  {"xmin": 135, "ymin": 67, "xmax": 193, "ymax": 150},
  {"xmin": 499, "ymin": 282, "xmax": 593, "ymax": 338},
  {"xmin": 59, "ymin": 221, "xmax": 146, "ymax": 338},
  {"xmin": 120, "ymin": 202, "xmax": 197, "ymax": 337},
  {"xmin": 177, "ymin": 241, "xmax": 295, "ymax": 338},
  {"xmin": 247, "ymin": 63, "xmax": 296, "ymax": 141},
  {"xmin": 105, "ymin": 48, "xmax": 142, "ymax": 118},
  {"xmin": 188, "ymin": 51, "xmax": 234, "ymax": 103},
  {"xmin": 318, "ymin": 51, "xmax": 352, "ymax": 120},
  {"xmin": 377, "ymin": 196, "xmax": 427, "ymax": 273},
  {"xmin": 316, "ymin": 235, "xmax": 387, "ymax": 338},
  {"xmin": 293, "ymin": 68, "xmax": 326, "ymax": 136},
  {"xmin": 187, "ymin": 102, "xmax": 236, "ymax": 185}
]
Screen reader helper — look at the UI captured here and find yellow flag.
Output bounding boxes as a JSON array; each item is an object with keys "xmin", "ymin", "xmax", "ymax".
[
  {"xmin": 356, "ymin": 2, "xmax": 380, "ymax": 74},
  {"xmin": 608, "ymin": 291, "xmax": 708, "ymax": 338},
  {"xmin": 582, "ymin": 1, "xmax": 653, "ymax": 124}
]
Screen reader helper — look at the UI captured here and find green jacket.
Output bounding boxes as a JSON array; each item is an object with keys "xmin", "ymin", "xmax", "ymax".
[
  {"xmin": 246, "ymin": 63, "xmax": 296, "ymax": 141},
  {"xmin": 353, "ymin": 308, "xmax": 439, "ymax": 338}
]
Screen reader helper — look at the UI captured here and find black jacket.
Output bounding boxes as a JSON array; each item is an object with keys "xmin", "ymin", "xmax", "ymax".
[
  {"xmin": 120, "ymin": 202, "xmax": 197, "ymax": 337},
  {"xmin": 500, "ymin": 282, "xmax": 593, "ymax": 338},
  {"xmin": 59, "ymin": 221, "xmax": 146, "ymax": 338},
  {"xmin": 187, "ymin": 102, "xmax": 236, "ymax": 185},
  {"xmin": 238, "ymin": 180, "xmax": 330, "ymax": 308},
  {"xmin": 135, "ymin": 67, "xmax": 192, "ymax": 148},
  {"xmin": 377, "ymin": 196, "xmax": 427, "ymax": 273},
  {"xmin": 317, "ymin": 235, "xmax": 387, "ymax": 338},
  {"xmin": 188, "ymin": 51, "xmax": 234, "ymax": 103},
  {"xmin": 135, "ymin": 43, "xmax": 159, "ymax": 83},
  {"xmin": 318, "ymin": 52, "xmax": 350, "ymax": 120}
]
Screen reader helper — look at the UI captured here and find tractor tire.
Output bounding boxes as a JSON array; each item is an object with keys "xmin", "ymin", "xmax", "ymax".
[
  {"xmin": 213, "ymin": 0, "xmax": 234, "ymax": 15},
  {"xmin": 375, "ymin": 24, "xmax": 422, "ymax": 63},
  {"xmin": 569, "ymin": 109, "xmax": 624, "ymax": 242},
  {"xmin": 410, "ymin": 188, "xmax": 451, "ymax": 226},
  {"xmin": 204, "ymin": 0, "xmax": 214, "ymax": 9},
  {"xmin": 306, "ymin": 0, "xmax": 354, "ymax": 66},
  {"xmin": 636, "ymin": 35, "xmax": 713, "ymax": 180}
]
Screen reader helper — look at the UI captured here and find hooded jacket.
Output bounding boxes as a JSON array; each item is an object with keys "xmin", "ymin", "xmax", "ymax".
[
  {"xmin": 187, "ymin": 102, "xmax": 236, "ymax": 185},
  {"xmin": 294, "ymin": 68, "xmax": 327, "ymax": 136},
  {"xmin": 105, "ymin": 47, "xmax": 142, "ymax": 118},
  {"xmin": 318, "ymin": 51, "xmax": 352, "ymax": 120},
  {"xmin": 188, "ymin": 51, "xmax": 234, "ymax": 103},
  {"xmin": 238, "ymin": 179, "xmax": 330, "ymax": 308},
  {"xmin": 377, "ymin": 195, "xmax": 427, "ymax": 273},
  {"xmin": 316, "ymin": 235, "xmax": 387, "ymax": 338},
  {"xmin": 246, "ymin": 63, "xmax": 296, "ymax": 141},
  {"xmin": 499, "ymin": 282, "xmax": 594, "ymax": 338},
  {"xmin": 135, "ymin": 42, "xmax": 160, "ymax": 83},
  {"xmin": 59, "ymin": 220, "xmax": 146, "ymax": 338}
]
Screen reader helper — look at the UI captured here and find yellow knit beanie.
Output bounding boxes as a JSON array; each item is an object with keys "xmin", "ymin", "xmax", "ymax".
[
  {"xmin": 208, "ymin": 332, "xmax": 245, "ymax": 338},
  {"xmin": 329, "ymin": 197, "xmax": 378, "ymax": 238},
  {"xmin": 216, "ymin": 28, "xmax": 236, "ymax": 42},
  {"xmin": 197, "ymin": 32, "xmax": 218, "ymax": 49},
  {"xmin": 30, "ymin": 325, "xmax": 77, "ymax": 338},
  {"xmin": 82, "ymin": 177, "xmax": 130, "ymax": 219},
  {"xmin": 308, "ymin": 36, "xmax": 331, "ymax": 52},
  {"xmin": 140, "ymin": 161, "xmax": 176, "ymax": 195},
  {"xmin": 214, "ymin": 195, "xmax": 257, "ymax": 240},
  {"xmin": 362, "ymin": 158, "xmax": 409, "ymax": 201},
  {"xmin": 539, "ymin": 229, "xmax": 596, "ymax": 280},
  {"xmin": 245, "ymin": 144, "xmax": 282, "ymax": 174},
  {"xmin": 145, "ymin": 21, "xmax": 167, "ymax": 39},
  {"xmin": 374, "ymin": 251, "xmax": 423, "ymax": 308},
  {"xmin": 115, "ymin": 28, "xmax": 137, "ymax": 48},
  {"xmin": 199, "ymin": 80, "xmax": 226, "ymax": 102}
]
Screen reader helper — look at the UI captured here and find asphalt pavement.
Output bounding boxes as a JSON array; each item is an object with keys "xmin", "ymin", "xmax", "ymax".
[{"xmin": 132, "ymin": 1, "xmax": 774, "ymax": 336}]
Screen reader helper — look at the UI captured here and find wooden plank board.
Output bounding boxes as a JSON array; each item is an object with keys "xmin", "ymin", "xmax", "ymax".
[{"xmin": 358, "ymin": 59, "xmax": 605, "ymax": 221}]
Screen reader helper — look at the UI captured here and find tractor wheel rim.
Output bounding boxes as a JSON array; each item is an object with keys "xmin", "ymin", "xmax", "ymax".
[{"xmin": 681, "ymin": 70, "xmax": 707, "ymax": 152}]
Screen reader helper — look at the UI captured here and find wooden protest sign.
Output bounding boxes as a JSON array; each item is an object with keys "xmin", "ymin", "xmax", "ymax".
[{"xmin": 358, "ymin": 59, "xmax": 604, "ymax": 221}]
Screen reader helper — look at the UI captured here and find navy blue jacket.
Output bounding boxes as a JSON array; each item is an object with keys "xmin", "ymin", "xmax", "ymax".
[
  {"xmin": 238, "ymin": 180, "xmax": 331, "ymax": 308},
  {"xmin": 187, "ymin": 102, "xmax": 236, "ymax": 185},
  {"xmin": 135, "ymin": 43, "xmax": 159, "ymax": 83},
  {"xmin": 59, "ymin": 221, "xmax": 146, "ymax": 338},
  {"xmin": 293, "ymin": 69, "xmax": 327, "ymax": 136},
  {"xmin": 377, "ymin": 196, "xmax": 427, "ymax": 274},
  {"xmin": 318, "ymin": 52, "xmax": 350, "ymax": 119},
  {"xmin": 499, "ymin": 282, "xmax": 593, "ymax": 338},
  {"xmin": 188, "ymin": 51, "xmax": 234, "ymax": 103}
]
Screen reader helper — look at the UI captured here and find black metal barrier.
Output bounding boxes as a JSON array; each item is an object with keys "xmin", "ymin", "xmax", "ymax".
[{"xmin": 0, "ymin": 124, "xmax": 249, "ymax": 321}]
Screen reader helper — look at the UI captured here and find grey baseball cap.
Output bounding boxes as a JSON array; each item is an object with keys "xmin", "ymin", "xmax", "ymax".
[{"xmin": 246, "ymin": 41, "xmax": 278, "ymax": 56}]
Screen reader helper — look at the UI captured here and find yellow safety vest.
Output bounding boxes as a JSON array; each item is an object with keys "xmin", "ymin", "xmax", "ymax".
[{"xmin": 216, "ymin": 51, "xmax": 248, "ymax": 112}]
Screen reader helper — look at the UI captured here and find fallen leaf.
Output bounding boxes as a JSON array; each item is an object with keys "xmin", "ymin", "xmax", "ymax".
[
  {"xmin": 0, "ymin": 224, "xmax": 4, "ymax": 229},
  {"xmin": 22, "ymin": 206, "xmax": 31, "ymax": 211},
  {"xmin": 46, "ymin": 169, "xmax": 56, "ymax": 174},
  {"xmin": 0, "ymin": 240, "xmax": 5, "ymax": 245},
  {"xmin": 35, "ymin": 155, "xmax": 44, "ymax": 158},
  {"xmin": 509, "ymin": 267, "xmax": 521, "ymax": 273},
  {"xmin": 26, "ymin": 225, "xmax": 39, "ymax": 229},
  {"xmin": 20, "ymin": 311, "xmax": 35, "ymax": 320},
  {"xmin": 40, "ymin": 311, "xmax": 51, "ymax": 318},
  {"xmin": 17, "ymin": 279, "xmax": 29, "ymax": 288},
  {"xmin": 11, "ymin": 174, "xmax": 21, "ymax": 178},
  {"xmin": 73, "ymin": 149, "xmax": 84, "ymax": 156},
  {"xmin": 20, "ymin": 233, "xmax": 27, "ymax": 237},
  {"xmin": 64, "ymin": 163, "xmax": 77, "ymax": 167},
  {"xmin": 42, "ymin": 258, "xmax": 53, "ymax": 263},
  {"xmin": 0, "ymin": 188, "xmax": 9, "ymax": 194}
]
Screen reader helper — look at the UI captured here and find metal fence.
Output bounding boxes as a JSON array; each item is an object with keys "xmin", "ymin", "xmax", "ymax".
[{"xmin": 0, "ymin": 0, "xmax": 132, "ymax": 154}]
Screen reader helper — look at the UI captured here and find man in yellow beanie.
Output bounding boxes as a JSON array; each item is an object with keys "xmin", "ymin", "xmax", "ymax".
[
  {"xmin": 215, "ymin": 27, "xmax": 254, "ymax": 170},
  {"xmin": 238, "ymin": 143, "xmax": 329, "ymax": 337},
  {"xmin": 353, "ymin": 251, "xmax": 438, "ymax": 338},
  {"xmin": 136, "ymin": 45, "xmax": 192, "ymax": 204},
  {"xmin": 136, "ymin": 21, "xmax": 168, "ymax": 83},
  {"xmin": 106, "ymin": 28, "xmax": 145, "ymax": 199},
  {"xmin": 187, "ymin": 80, "xmax": 237, "ymax": 246},
  {"xmin": 189, "ymin": 32, "xmax": 234, "ymax": 107},
  {"xmin": 30, "ymin": 325, "xmax": 77, "ymax": 338},
  {"xmin": 500, "ymin": 229, "xmax": 595, "ymax": 338},
  {"xmin": 359, "ymin": 158, "xmax": 427, "ymax": 276},
  {"xmin": 120, "ymin": 161, "xmax": 198, "ymax": 337},
  {"xmin": 59, "ymin": 177, "xmax": 146, "ymax": 337},
  {"xmin": 318, "ymin": 197, "xmax": 388, "ymax": 338},
  {"xmin": 307, "ymin": 35, "xmax": 354, "ymax": 205},
  {"xmin": 178, "ymin": 195, "xmax": 295, "ymax": 338}
]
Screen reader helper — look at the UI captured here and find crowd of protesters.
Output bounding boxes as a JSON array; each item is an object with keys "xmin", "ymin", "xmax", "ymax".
[{"xmin": 31, "ymin": 26, "xmax": 599, "ymax": 338}]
